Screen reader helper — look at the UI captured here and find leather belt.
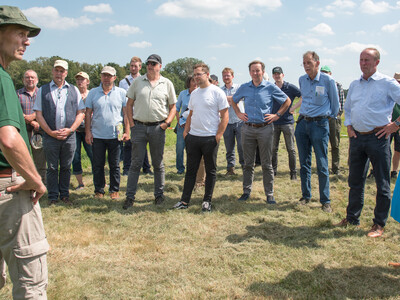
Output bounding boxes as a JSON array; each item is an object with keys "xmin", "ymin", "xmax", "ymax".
[
  {"xmin": 301, "ymin": 115, "xmax": 327, "ymax": 121},
  {"xmin": 134, "ymin": 120, "xmax": 165, "ymax": 126},
  {"xmin": 244, "ymin": 122, "xmax": 269, "ymax": 128},
  {"xmin": 0, "ymin": 168, "xmax": 20, "ymax": 178},
  {"xmin": 356, "ymin": 126, "xmax": 384, "ymax": 135}
]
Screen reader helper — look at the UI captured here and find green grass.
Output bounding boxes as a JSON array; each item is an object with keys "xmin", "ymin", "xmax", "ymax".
[{"xmin": 1, "ymin": 121, "xmax": 400, "ymax": 299}]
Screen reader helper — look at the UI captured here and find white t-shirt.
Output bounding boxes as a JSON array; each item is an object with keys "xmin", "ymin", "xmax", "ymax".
[{"xmin": 188, "ymin": 84, "xmax": 229, "ymax": 136}]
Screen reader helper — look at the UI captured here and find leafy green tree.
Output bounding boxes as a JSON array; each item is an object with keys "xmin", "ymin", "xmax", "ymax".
[
  {"xmin": 161, "ymin": 71, "xmax": 184, "ymax": 94},
  {"xmin": 164, "ymin": 57, "xmax": 204, "ymax": 82}
]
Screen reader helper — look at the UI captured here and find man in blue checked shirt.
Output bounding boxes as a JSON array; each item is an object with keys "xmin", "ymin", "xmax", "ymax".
[
  {"xmin": 229, "ymin": 60, "xmax": 291, "ymax": 204},
  {"xmin": 335, "ymin": 48, "xmax": 400, "ymax": 238},
  {"xmin": 295, "ymin": 51, "xmax": 339, "ymax": 213}
]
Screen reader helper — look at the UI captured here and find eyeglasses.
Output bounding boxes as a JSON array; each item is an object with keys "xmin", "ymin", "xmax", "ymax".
[
  {"xmin": 146, "ymin": 61, "xmax": 158, "ymax": 66},
  {"xmin": 193, "ymin": 72, "xmax": 206, "ymax": 77}
]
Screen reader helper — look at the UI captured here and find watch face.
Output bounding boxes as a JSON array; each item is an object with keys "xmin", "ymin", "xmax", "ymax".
[{"xmin": 31, "ymin": 133, "xmax": 43, "ymax": 149}]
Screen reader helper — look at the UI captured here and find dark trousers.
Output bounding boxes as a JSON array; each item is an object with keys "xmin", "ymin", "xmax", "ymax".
[
  {"xmin": 92, "ymin": 138, "xmax": 121, "ymax": 194},
  {"xmin": 347, "ymin": 133, "xmax": 391, "ymax": 227},
  {"xmin": 181, "ymin": 134, "xmax": 219, "ymax": 203},
  {"xmin": 43, "ymin": 133, "xmax": 76, "ymax": 201},
  {"xmin": 123, "ymin": 140, "xmax": 151, "ymax": 173},
  {"xmin": 72, "ymin": 131, "xmax": 93, "ymax": 175}
]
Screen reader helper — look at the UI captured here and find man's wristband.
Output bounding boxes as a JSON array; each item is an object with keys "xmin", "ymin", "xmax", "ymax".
[{"xmin": 394, "ymin": 119, "xmax": 400, "ymax": 127}]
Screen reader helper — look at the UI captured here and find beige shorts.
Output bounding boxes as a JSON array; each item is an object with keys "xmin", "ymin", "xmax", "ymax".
[{"xmin": 0, "ymin": 172, "xmax": 49, "ymax": 299}]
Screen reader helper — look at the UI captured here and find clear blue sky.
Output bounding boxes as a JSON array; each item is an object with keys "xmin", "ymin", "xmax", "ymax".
[{"xmin": 12, "ymin": 0, "xmax": 400, "ymax": 89}]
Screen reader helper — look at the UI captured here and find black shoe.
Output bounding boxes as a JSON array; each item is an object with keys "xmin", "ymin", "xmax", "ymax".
[
  {"xmin": 122, "ymin": 170, "xmax": 129, "ymax": 176},
  {"xmin": 49, "ymin": 200, "xmax": 58, "ymax": 206},
  {"xmin": 202, "ymin": 201, "xmax": 211, "ymax": 212},
  {"xmin": 298, "ymin": 197, "xmax": 310, "ymax": 205},
  {"xmin": 155, "ymin": 195, "xmax": 165, "ymax": 205},
  {"xmin": 123, "ymin": 197, "xmax": 134, "ymax": 210},
  {"xmin": 143, "ymin": 169, "xmax": 153, "ymax": 175},
  {"xmin": 173, "ymin": 201, "xmax": 188, "ymax": 209},
  {"xmin": 273, "ymin": 170, "xmax": 277, "ymax": 176},
  {"xmin": 391, "ymin": 171, "xmax": 398, "ymax": 179},
  {"xmin": 290, "ymin": 173, "xmax": 297, "ymax": 180},
  {"xmin": 238, "ymin": 193, "xmax": 250, "ymax": 201},
  {"xmin": 266, "ymin": 196, "xmax": 276, "ymax": 204}
]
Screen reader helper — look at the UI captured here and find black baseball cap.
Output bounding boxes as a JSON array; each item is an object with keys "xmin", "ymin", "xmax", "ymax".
[
  {"xmin": 146, "ymin": 54, "xmax": 162, "ymax": 65},
  {"xmin": 272, "ymin": 67, "xmax": 283, "ymax": 74},
  {"xmin": 0, "ymin": 6, "xmax": 41, "ymax": 37}
]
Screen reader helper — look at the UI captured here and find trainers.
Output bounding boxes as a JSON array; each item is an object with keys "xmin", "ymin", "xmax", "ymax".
[
  {"xmin": 110, "ymin": 192, "xmax": 119, "ymax": 200},
  {"xmin": 238, "ymin": 193, "xmax": 250, "ymax": 201},
  {"xmin": 75, "ymin": 184, "xmax": 84, "ymax": 190},
  {"xmin": 155, "ymin": 195, "xmax": 165, "ymax": 205},
  {"xmin": 367, "ymin": 224, "xmax": 384, "ymax": 238},
  {"xmin": 290, "ymin": 173, "xmax": 297, "ymax": 180},
  {"xmin": 95, "ymin": 192, "xmax": 104, "ymax": 199},
  {"xmin": 226, "ymin": 168, "xmax": 236, "ymax": 176},
  {"xmin": 173, "ymin": 201, "xmax": 188, "ymax": 209},
  {"xmin": 322, "ymin": 203, "xmax": 332, "ymax": 213},
  {"xmin": 391, "ymin": 171, "xmax": 398, "ymax": 179},
  {"xmin": 122, "ymin": 197, "xmax": 134, "ymax": 210},
  {"xmin": 202, "ymin": 201, "xmax": 211, "ymax": 212},
  {"xmin": 298, "ymin": 197, "xmax": 310, "ymax": 205},
  {"xmin": 266, "ymin": 195, "xmax": 276, "ymax": 204}
]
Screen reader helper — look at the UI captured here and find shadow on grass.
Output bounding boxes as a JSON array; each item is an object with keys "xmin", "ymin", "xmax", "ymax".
[
  {"xmin": 226, "ymin": 219, "xmax": 365, "ymax": 248},
  {"xmin": 247, "ymin": 264, "xmax": 400, "ymax": 299}
]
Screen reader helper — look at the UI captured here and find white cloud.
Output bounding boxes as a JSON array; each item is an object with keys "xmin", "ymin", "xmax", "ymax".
[
  {"xmin": 310, "ymin": 23, "xmax": 334, "ymax": 35},
  {"xmin": 268, "ymin": 56, "xmax": 291, "ymax": 62},
  {"xmin": 155, "ymin": 0, "xmax": 282, "ymax": 25},
  {"xmin": 382, "ymin": 20, "xmax": 400, "ymax": 32},
  {"xmin": 322, "ymin": 11, "xmax": 335, "ymax": 18},
  {"xmin": 331, "ymin": 0, "xmax": 356, "ymax": 9},
  {"xmin": 129, "ymin": 41, "xmax": 152, "ymax": 48},
  {"xmin": 208, "ymin": 43, "xmax": 234, "ymax": 48},
  {"xmin": 109, "ymin": 25, "xmax": 141, "ymax": 36},
  {"xmin": 320, "ymin": 58, "xmax": 337, "ymax": 66},
  {"xmin": 322, "ymin": 42, "xmax": 386, "ymax": 55},
  {"xmin": 23, "ymin": 7, "xmax": 99, "ymax": 29},
  {"xmin": 83, "ymin": 3, "xmax": 112, "ymax": 14},
  {"xmin": 360, "ymin": 0, "xmax": 390, "ymax": 14},
  {"xmin": 269, "ymin": 46, "xmax": 285, "ymax": 51},
  {"xmin": 294, "ymin": 37, "xmax": 323, "ymax": 48}
]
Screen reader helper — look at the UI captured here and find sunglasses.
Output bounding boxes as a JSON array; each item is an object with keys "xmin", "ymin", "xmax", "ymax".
[{"xmin": 146, "ymin": 61, "xmax": 158, "ymax": 66}]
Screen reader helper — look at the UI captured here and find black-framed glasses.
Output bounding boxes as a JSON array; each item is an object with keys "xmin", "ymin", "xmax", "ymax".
[{"xmin": 146, "ymin": 61, "xmax": 158, "ymax": 66}]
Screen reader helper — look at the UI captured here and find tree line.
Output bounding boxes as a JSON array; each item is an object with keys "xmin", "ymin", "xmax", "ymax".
[{"xmin": 9, "ymin": 56, "xmax": 204, "ymax": 95}]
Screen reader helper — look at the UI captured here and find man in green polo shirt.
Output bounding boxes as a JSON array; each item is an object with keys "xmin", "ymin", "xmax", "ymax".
[{"xmin": 0, "ymin": 6, "xmax": 49, "ymax": 299}]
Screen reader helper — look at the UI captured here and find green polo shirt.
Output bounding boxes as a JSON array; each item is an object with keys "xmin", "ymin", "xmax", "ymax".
[
  {"xmin": 0, "ymin": 65, "xmax": 30, "ymax": 169},
  {"xmin": 127, "ymin": 74, "xmax": 176, "ymax": 122}
]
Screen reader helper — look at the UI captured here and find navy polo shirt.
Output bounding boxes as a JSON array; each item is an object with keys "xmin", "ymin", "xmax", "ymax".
[{"xmin": 272, "ymin": 81, "xmax": 301, "ymax": 125}]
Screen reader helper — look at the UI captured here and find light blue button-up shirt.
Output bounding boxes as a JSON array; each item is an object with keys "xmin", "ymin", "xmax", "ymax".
[
  {"xmin": 344, "ymin": 71, "xmax": 400, "ymax": 132},
  {"xmin": 176, "ymin": 89, "xmax": 191, "ymax": 126},
  {"xmin": 298, "ymin": 71, "xmax": 339, "ymax": 118},
  {"xmin": 34, "ymin": 80, "xmax": 84, "ymax": 129},
  {"xmin": 232, "ymin": 79, "xmax": 288, "ymax": 124},
  {"xmin": 85, "ymin": 85, "xmax": 127, "ymax": 139},
  {"xmin": 221, "ymin": 83, "xmax": 243, "ymax": 124}
]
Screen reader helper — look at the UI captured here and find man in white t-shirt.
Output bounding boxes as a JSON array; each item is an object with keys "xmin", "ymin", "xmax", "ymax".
[{"xmin": 173, "ymin": 63, "xmax": 229, "ymax": 212}]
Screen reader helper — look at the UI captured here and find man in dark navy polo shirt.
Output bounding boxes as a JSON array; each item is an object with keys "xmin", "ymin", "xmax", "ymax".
[{"xmin": 271, "ymin": 66, "xmax": 301, "ymax": 180}]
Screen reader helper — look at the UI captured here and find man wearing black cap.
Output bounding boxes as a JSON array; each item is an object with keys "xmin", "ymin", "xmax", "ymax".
[
  {"xmin": 124, "ymin": 54, "xmax": 177, "ymax": 209},
  {"xmin": 271, "ymin": 66, "xmax": 301, "ymax": 180},
  {"xmin": 0, "ymin": 6, "xmax": 49, "ymax": 299}
]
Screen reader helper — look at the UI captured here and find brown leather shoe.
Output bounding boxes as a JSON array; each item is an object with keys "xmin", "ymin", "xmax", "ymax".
[
  {"xmin": 110, "ymin": 192, "xmax": 119, "ymax": 200},
  {"xmin": 61, "ymin": 196, "xmax": 72, "ymax": 206},
  {"xmin": 367, "ymin": 224, "xmax": 384, "ymax": 238},
  {"xmin": 95, "ymin": 192, "xmax": 104, "ymax": 199},
  {"xmin": 334, "ymin": 218, "xmax": 349, "ymax": 227},
  {"xmin": 388, "ymin": 262, "xmax": 400, "ymax": 268}
]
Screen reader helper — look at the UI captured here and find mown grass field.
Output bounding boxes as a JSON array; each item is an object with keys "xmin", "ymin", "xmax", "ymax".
[{"xmin": 1, "ymin": 114, "xmax": 400, "ymax": 299}]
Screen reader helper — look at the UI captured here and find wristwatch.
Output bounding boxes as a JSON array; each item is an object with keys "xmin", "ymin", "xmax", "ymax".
[
  {"xmin": 395, "ymin": 119, "xmax": 400, "ymax": 127},
  {"xmin": 276, "ymin": 112, "xmax": 282, "ymax": 118},
  {"xmin": 164, "ymin": 121, "xmax": 171, "ymax": 127}
]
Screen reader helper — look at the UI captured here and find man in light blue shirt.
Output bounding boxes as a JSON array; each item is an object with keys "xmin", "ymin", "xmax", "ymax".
[
  {"xmin": 295, "ymin": 51, "xmax": 339, "ymax": 213},
  {"xmin": 221, "ymin": 67, "xmax": 243, "ymax": 175},
  {"xmin": 230, "ymin": 60, "xmax": 290, "ymax": 204},
  {"xmin": 336, "ymin": 48, "xmax": 400, "ymax": 238},
  {"xmin": 85, "ymin": 66, "xmax": 130, "ymax": 200}
]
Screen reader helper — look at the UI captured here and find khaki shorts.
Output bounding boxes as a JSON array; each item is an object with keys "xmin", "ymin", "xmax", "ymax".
[{"xmin": 0, "ymin": 172, "xmax": 49, "ymax": 299}]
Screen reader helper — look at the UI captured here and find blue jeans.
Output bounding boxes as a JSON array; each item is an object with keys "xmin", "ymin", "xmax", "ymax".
[
  {"xmin": 241, "ymin": 124, "xmax": 274, "ymax": 197},
  {"xmin": 295, "ymin": 118, "xmax": 330, "ymax": 204},
  {"xmin": 176, "ymin": 124, "xmax": 186, "ymax": 173},
  {"xmin": 126, "ymin": 123, "xmax": 166, "ymax": 199},
  {"xmin": 272, "ymin": 123, "xmax": 296, "ymax": 174},
  {"xmin": 72, "ymin": 131, "xmax": 93, "ymax": 175},
  {"xmin": 92, "ymin": 138, "xmax": 121, "ymax": 194},
  {"xmin": 347, "ymin": 133, "xmax": 391, "ymax": 226},
  {"xmin": 223, "ymin": 122, "xmax": 244, "ymax": 170},
  {"xmin": 181, "ymin": 134, "xmax": 219, "ymax": 203},
  {"xmin": 43, "ymin": 133, "xmax": 76, "ymax": 201}
]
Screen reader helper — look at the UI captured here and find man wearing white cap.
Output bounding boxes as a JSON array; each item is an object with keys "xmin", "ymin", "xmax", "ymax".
[
  {"xmin": 0, "ymin": 5, "xmax": 49, "ymax": 298},
  {"xmin": 124, "ymin": 54, "xmax": 176, "ymax": 209},
  {"xmin": 85, "ymin": 66, "xmax": 129, "ymax": 200},
  {"xmin": 34, "ymin": 59, "xmax": 85, "ymax": 206}
]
